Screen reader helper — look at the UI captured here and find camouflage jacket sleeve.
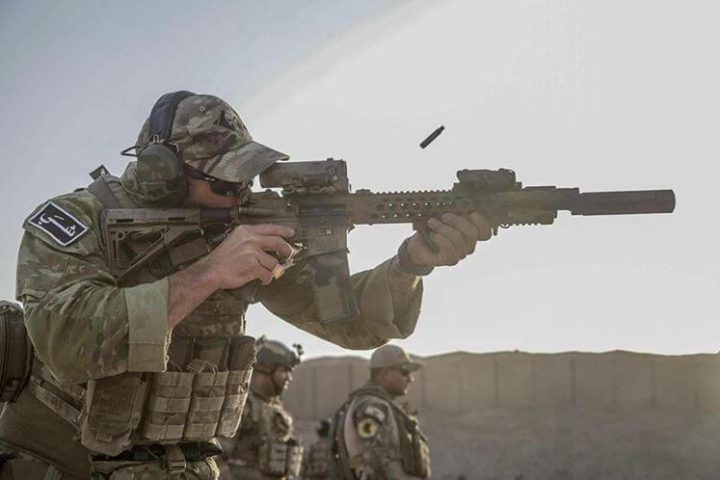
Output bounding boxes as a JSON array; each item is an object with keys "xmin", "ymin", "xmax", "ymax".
[
  {"xmin": 256, "ymin": 257, "xmax": 423, "ymax": 350},
  {"xmin": 16, "ymin": 193, "xmax": 171, "ymax": 384}
]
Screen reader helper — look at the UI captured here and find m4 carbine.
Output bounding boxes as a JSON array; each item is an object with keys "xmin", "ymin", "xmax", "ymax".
[{"xmin": 105, "ymin": 159, "xmax": 675, "ymax": 324}]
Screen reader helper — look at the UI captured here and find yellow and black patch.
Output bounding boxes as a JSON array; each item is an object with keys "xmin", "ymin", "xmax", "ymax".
[{"xmin": 357, "ymin": 417, "xmax": 380, "ymax": 439}]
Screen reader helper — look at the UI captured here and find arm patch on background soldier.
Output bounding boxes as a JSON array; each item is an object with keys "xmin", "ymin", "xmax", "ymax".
[
  {"xmin": 27, "ymin": 201, "xmax": 89, "ymax": 247},
  {"xmin": 357, "ymin": 417, "xmax": 380, "ymax": 439},
  {"xmin": 354, "ymin": 401, "xmax": 387, "ymax": 439}
]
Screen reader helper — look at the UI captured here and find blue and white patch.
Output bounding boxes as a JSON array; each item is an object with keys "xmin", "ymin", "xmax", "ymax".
[
  {"xmin": 28, "ymin": 201, "xmax": 88, "ymax": 247},
  {"xmin": 361, "ymin": 404, "xmax": 387, "ymax": 424}
]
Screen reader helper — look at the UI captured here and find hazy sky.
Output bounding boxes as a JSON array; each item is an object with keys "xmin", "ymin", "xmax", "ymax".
[{"xmin": 1, "ymin": 0, "xmax": 718, "ymax": 358}]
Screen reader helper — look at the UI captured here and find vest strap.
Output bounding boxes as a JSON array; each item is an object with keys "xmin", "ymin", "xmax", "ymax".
[
  {"xmin": 27, "ymin": 380, "xmax": 83, "ymax": 431},
  {"xmin": 86, "ymin": 175, "xmax": 123, "ymax": 209},
  {"xmin": 165, "ymin": 445, "xmax": 187, "ymax": 474},
  {"xmin": 27, "ymin": 362, "xmax": 85, "ymax": 431}
]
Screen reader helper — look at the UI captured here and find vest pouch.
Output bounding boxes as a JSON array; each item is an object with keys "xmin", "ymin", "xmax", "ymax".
[
  {"xmin": 286, "ymin": 439, "xmax": 303, "ymax": 478},
  {"xmin": 412, "ymin": 428, "xmax": 431, "ymax": 478},
  {"xmin": 183, "ymin": 369, "xmax": 228, "ymax": 441},
  {"xmin": 304, "ymin": 441, "xmax": 329, "ymax": 478},
  {"xmin": 192, "ymin": 336, "xmax": 231, "ymax": 370},
  {"xmin": 139, "ymin": 371, "xmax": 193, "ymax": 443},
  {"xmin": 216, "ymin": 368, "xmax": 253, "ymax": 437},
  {"xmin": 81, "ymin": 372, "xmax": 146, "ymax": 456},
  {"xmin": 217, "ymin": 335, "xmax": 256, "ymax": 438},
  {"xmin": 398, "ymin": 416, "xmax": 431, "ymax": 478},
  {"xmin": 227, "ymin": 335, "xmax": 256, "ymax": 372},
  {"xmin": 0, "ymin": 302, "xmax": 33, "ymax": 403},
  {"xmin": 258, "ymin": 438, "xmax": 303, "ymax": 477}
]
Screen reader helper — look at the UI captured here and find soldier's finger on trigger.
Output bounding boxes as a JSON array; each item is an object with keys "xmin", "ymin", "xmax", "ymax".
[{"xmin": 271, "ymin": 264, "xmax": 286, "ymax": 280}]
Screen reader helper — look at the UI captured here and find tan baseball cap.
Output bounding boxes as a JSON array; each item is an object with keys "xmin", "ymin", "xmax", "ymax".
[
  {"xmin": 137, "ymin": 93, "xmax": 288, "ymax": 184},
  {"xmin": 370, "ymin": 344, "xmax": 423, "ymax": 372}
]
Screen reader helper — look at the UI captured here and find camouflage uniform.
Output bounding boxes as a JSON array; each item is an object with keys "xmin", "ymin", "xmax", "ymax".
[
  {"xmin": 0, "ymin": 93, "xmax": 424, "ymax": 480},
  {"xmin": 219, "ymin": 391, "xmax": 300, "ymax": 480},
  {"xmin": 219, "ymin": 339, "xmax": 303, "ymax": 480},
  {"xmin": 331, "ymin": 346, "xmax": 430, "ymax": 480},
  {"xmin": 300, "ymin": 419, "xmax": 332, "ymax": 480}
]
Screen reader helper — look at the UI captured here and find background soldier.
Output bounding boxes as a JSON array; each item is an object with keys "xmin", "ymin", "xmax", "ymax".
[
  {"xmin": 301, "ymin": 418, "xmax": 332, "ymax": 479},
  {"xmin": 0, "ymin": 91, "xmax": 490, "ymax": 479},
  {"xmin": 331, "ymin": 344, "xmax": 430, "ymax": 479},
  {"xmin": 219, "ymin": 338, "xmax": 303, "ymax": 479}
]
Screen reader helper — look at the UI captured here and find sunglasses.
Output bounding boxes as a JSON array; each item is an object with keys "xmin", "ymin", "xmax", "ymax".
[{"xmin": 184, "ymin": 167, "xmax": 249, "ymax": 197}]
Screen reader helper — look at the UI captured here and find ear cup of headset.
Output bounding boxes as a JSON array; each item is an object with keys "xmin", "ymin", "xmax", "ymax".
[
  {"xmin": 133, "ymin": 90, "xmax": 196, "ymax": 206},
  {"xmin": 135, "ymin": 143, "xmax": 187, "ymax": 206}
]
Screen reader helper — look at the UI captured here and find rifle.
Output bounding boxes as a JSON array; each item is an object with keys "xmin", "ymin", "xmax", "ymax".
[{"xmin": 104, "ymin": 159, "xmax": 675, "ymax": 324}]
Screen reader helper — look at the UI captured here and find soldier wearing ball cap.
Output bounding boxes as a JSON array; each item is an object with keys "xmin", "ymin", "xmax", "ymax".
[
  {"xmin": 219, "ymin": 338, "xmax": 303, "ymax": 480},
  {"xmin": 2, "ymin": 90, "xmax": 490, "ymax": 479},
  {"xmin": 330, "ymin": 344, "xmax": 430, "ymax": 479}
]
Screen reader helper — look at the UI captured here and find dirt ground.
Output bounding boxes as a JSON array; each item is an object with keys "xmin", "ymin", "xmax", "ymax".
[{"xmin": 296, "ymin": 406, "xmax": 720, "ymax": 479}]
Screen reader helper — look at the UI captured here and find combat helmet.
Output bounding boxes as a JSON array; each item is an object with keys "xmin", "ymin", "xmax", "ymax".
[{"xmin": 255, "ymin": 337, "xmax": 303, "ymax": 373}]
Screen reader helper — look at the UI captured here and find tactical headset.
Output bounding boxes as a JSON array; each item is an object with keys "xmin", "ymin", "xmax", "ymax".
[
  {"xmin": 122, "ymin": 90, "xmax": 249, "ymax": 205},
  {"xmin": 130, "ymin": 90, "xmax": 195, "ymax": 206}
]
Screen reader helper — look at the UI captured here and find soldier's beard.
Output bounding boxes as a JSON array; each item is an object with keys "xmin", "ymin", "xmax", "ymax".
[
  {"xmin": 392, "ymin": 378, "xmax": 412, "ymax": 397},
  {"xmin": 272, "ymin": 378, "xmax": 288, "ymax": 396}
]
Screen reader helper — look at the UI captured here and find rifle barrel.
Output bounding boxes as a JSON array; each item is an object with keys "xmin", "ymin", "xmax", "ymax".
[{"xmin": 573, "ymin": 190, "xmax": 675, "ymax": 216}]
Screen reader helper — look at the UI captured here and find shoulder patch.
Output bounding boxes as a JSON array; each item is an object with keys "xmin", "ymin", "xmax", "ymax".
[
  {"xmin": 362, "ymin": 404, "xmax": 387, "ymax": 424},
  {"xmin": 353, "ymin": 400, "xmax": 387, "ymax": 435},
  {"xmin": 27, "ymin": 201, "xmax": 89, "ymax": 247},
  {"xmin": 357, "ymin": 417, "xmax": 380, "ymax": 439}
]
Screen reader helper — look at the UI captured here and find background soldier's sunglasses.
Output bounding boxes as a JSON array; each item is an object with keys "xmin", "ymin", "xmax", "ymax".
[{"xmin": 184, "ymin": 167, "xmax": 249, "ymax": 197}]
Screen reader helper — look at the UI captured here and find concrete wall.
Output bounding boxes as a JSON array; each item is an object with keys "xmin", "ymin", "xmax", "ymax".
[
  {"xmin": 286, "ymin": 351, "xmax": 720, "ymax": 418},
  {"xmin": 285, "ymin": 351, "xmax": 720, "ymax": 479}
]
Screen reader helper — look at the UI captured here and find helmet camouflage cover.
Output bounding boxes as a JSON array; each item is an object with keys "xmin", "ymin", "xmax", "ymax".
[{"xmin": 255, "ymin": 337, "xmax": 302, "ymax": 371}]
